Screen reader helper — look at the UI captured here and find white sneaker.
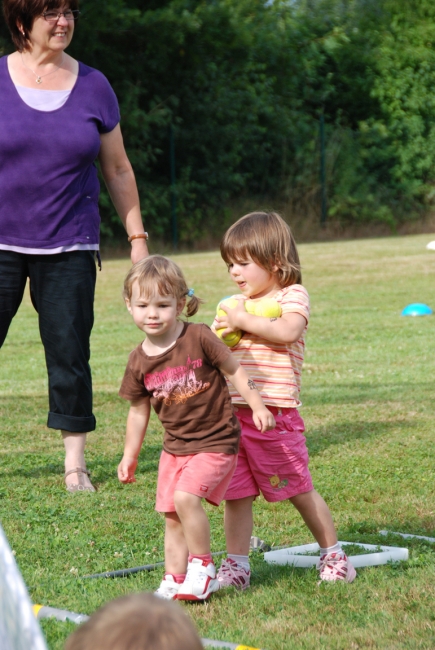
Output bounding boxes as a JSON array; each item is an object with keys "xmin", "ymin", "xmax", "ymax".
[
  {"xmin": 155, "ymin": 574, "xmax": 180, "ymax": 600},
  {"xmin": 176, "ymin": 558, "xmax": 220, "ymax": 601}
]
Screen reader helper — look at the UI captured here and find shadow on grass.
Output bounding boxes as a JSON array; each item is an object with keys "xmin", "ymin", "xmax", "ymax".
[
  {"xmin": 305, "ymin": 418, "xmax": 411, "ymax": 456},
  {"xmin": 0, "ymin": 446, "xmax": 161, "ymax": 484},
  {"xmin": 0, "ymin": 395, "xmax": 48, "ymax": 420}
]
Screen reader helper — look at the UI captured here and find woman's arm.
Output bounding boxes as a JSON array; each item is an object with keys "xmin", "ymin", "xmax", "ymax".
[
  {"xmin": 99, "ymin": 124, "xmax": 149, "ymax": 264},
  {"xmin": 118, "ymin": 397, "xmax": 151, "ymax": 483},
  {"xmin": 216, "ymin": 298, "xmax": 306, "ymax": 344}
]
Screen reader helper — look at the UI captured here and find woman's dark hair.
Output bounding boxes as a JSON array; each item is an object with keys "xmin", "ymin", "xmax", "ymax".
[{"xmin": 3, "ymin": 0, "xmax": 79, "ymax": 51}]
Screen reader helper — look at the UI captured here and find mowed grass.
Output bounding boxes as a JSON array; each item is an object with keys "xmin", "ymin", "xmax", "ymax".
[{"xmin": 1, "ymin": 234, "xmax": 435, "ymax": 650}]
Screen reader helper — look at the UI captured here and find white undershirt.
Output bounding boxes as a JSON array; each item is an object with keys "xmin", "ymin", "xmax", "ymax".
[{"xmin": 15, "ymin": 84, "xmax": 71, "ymax": 111}]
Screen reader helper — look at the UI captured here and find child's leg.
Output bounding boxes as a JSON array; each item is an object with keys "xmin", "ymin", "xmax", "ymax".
[
  {"xmin": 289, "ymin": 489, "xmax": 337, "ymax": 548},
  {"xmin": 217, "ymin": 496, "xmax": 254, "ymax": 591},
  {"xmin": 173, "ymin": 490, "xmax": 211, "ymax": 554},
  {"xmin": 157, "ymin": 452, "xmax": 237, "ymax": 601},
  {"xmin": 224, "ymin": 496, "xmax": 255, "ymax": 555},
  {"xmin": 290, "ymin": 489, "xmax": 356, "ymax": 583},
  {"xmin": 173, "ymin": 490, "xmax": 220, "ymax": 601},
  {"xmin": 154, "ymin": 512, "xmax": 188, "ymax": 601},
  {"xmin": 215, "ymin": 416, "xmax": 260, "ymax": 591},
  {"xmin": 163, "ymin": 511, "xmax": 189, "ymax": 575},
  {"xmin": 221, "ymin": 408, "xmax": 356, "ymax": 584}
]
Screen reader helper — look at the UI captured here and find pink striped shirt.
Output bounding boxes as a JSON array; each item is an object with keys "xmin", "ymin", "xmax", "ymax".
[{"xmin": 227, "ymin": 285, "xmax": 310, "ymax": 408}]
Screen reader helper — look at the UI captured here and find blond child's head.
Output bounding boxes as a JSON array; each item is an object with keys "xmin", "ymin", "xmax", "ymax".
[
  {"xmin": 123, "ymin": 255, "xmax": 203, "ymax": 318},
  {"xmin": 220, "ymin": 211, "xmax": 301, "ymax": 287},
  {"xmin": 64, "ymin": 592, "xmax": 203, "ymax": 650}
]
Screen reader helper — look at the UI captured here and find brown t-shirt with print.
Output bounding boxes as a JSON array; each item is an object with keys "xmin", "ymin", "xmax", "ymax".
[{"xmin": 119, "ymin": 322, "xmax": 240, "ymax": 456}]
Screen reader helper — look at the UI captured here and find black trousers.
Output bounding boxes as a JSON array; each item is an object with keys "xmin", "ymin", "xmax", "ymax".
[{"xmin": 0, "ymin": 250, "xmax": 96, "ymax": 432}]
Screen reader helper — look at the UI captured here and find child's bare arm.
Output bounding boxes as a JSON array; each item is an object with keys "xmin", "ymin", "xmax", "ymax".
[
  {"xmin": 217, "ymin": 299, "xmax": 306, "ymax": 344},
  {"xmin": 219, "ymin": 356, "xmax": 275, "ymax": 432},
  {"xmin": 118, "ymin": 397, "xmax": 151, "ymax": 483}
]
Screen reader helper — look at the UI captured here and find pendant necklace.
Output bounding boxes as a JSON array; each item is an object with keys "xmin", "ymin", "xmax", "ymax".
[{"xmin": 20, "ymin": 53, "xmax": 64, "ymax": 84}]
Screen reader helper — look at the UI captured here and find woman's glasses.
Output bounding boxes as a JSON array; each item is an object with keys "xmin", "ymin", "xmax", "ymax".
[{"xmin": 42, "ymin": 10, "xmax": 81, "ymax": 22}]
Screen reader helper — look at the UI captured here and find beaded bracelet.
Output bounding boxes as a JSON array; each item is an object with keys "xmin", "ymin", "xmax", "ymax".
[{"xmin": 127, "ymin": 232, "xmax": 149, "ymax": 243}]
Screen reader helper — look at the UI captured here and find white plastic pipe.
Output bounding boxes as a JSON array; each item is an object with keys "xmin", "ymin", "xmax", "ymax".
[
  {"xmin": 264, "ymin": 541, "xmax": 408, "ymax": 568},
  {"xmin": 33, "ymin": 605, "xmax": 89, "ymax": 625},
  {"xmin": 379, "ymin": 530, "xmax": 435, "ymax": 543}
]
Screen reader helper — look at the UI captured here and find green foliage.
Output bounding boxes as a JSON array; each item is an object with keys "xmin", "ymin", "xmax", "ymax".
[
  {"xmin": 2, "ymin": 0, "xmax": 435, "ymax": 240},
  {"xmin": 365, "ymin": 9, "xmax": 435, "ymax": 201}
]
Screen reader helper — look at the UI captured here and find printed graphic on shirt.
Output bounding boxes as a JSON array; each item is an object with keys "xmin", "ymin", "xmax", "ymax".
[{"xmin": 145, "ymin": 356, "xmax": 210, "ymax": 405}]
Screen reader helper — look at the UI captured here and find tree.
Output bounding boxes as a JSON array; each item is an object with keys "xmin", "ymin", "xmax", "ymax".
[{"xmin": 3, "ymin": 0, "xmax": 435, "ymax": 241}]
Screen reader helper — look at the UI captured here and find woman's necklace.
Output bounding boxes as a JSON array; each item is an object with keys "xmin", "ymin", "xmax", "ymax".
[{"xmin": 20, "ymin": 53, "xmax": 64, "ymax": 85}]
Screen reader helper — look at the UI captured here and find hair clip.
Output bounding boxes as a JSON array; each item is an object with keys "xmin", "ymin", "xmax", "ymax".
[{"xmin": 187, "ymin": 288, "xmax": 194, "ymax": 297}]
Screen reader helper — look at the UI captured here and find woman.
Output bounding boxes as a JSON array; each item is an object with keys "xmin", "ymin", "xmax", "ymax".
[{"xmin": 1, "ymin": 0, "xmax": 149, "ymax": 491}]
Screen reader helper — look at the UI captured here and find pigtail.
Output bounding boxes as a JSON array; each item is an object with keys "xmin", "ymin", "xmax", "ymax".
[{"xmin": 185, "ymin": 294, "xmax": 204, "ymax": 318}]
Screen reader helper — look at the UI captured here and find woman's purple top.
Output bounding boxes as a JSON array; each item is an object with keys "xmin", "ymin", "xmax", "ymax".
[{"xmin": 0, "ymin": 56, "xmax": 120, "ymax": 252}]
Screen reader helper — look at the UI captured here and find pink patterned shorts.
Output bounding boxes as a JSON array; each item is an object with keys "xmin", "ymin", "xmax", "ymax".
[{"xmin": 224, "ymin": 407, "xmax": 313, "ymax": 503}]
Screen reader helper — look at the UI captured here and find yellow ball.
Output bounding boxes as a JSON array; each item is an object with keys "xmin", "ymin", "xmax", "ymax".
[
  {"xmin": 216, "ymin": 297, "xmax": 239, "ymax": 317},
  {"xmin": 215, "ymin": 328, "xmax": 242, "ymax": 347},
  {"xmin": 215, "ymin": 297, "xmax": 243, "ymax": 347},
  {"xmin": 245, "ymin": 298, "xmax": 282, "ymax": 318}
]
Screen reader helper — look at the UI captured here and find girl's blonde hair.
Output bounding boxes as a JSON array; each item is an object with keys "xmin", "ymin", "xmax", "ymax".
[
  {"xmin": 123, "ymin": 255, "xmax": 203, "ymax": 318},
  {"xmin": 65, "ymin": 592, "xmax": 203, "ymax": 650},
  {"xmin": 220, "ymin": 211, "xmax": 302, "ymax": 287}
]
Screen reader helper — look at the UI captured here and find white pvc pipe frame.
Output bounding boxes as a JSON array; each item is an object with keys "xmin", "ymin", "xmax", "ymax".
[
  {"xmin": 264, "ymin": 541, "xmax": 408, "ymax": 568},
  {"xmin": 379, "ymin": 530, "xmax": 435, "ymax": 543}
]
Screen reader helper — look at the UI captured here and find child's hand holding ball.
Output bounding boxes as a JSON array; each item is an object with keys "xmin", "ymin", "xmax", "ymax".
[
  {"xmin": 215, "ymin": 297, "xmax": 243, "ymax": 347},
  {"xmin": 214, "ymin": 297, "xmax": 282, "ymax": 347}
]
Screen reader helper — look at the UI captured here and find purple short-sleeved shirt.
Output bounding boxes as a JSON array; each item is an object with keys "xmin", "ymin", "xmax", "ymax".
[{"xmin": 0, "ymin": 56, "xmax": 120, "ymax": 251}]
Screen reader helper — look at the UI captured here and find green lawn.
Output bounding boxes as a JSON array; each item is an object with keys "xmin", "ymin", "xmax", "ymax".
[{"xmin": 1, "ymin": 234, "xmax": 435, "ymax": 649}]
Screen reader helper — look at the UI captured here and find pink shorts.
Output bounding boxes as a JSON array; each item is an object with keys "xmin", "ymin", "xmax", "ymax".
[
  {"xmin": 224, "ymin": 407, "xmax": 313, "ymax": 503},
  {"xmin": 155, "ymin": 450, "xmax": 238, "ymax": 513}
]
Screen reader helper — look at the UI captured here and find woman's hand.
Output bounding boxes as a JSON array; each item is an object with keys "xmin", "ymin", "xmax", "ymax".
[{"xmin": 130, "ymin": 238, "xmax": 149, "ymax": 265}]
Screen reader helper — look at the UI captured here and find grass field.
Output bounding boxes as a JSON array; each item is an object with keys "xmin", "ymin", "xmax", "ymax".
[{"xmin": 1, "ymin": 234, "xmax": 435, "ymax": 650}]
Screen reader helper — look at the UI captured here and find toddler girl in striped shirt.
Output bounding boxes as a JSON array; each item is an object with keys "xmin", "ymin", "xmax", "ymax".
[{"xmin": 214, "ymin": 211, "xmax": 356, "ymax": 587}]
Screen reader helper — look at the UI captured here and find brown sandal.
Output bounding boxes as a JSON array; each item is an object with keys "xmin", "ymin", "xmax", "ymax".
[{"xmin": 65, "ymin": 467, "xmax": 96, "ymax": 493}]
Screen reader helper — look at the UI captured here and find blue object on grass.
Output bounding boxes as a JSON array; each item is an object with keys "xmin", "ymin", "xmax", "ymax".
[{"xmin": 402, "ymin": 303, "xmax": 433, "ymax": 316}]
